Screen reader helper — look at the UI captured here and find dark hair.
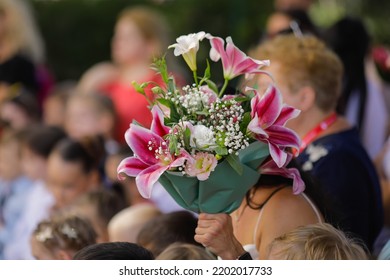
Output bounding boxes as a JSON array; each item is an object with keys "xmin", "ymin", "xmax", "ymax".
[
  {"xmin": 0, "ymin": 55, "xmax": 38, "ymax": 93},
  {"xmin": 52, "ymin": 136, "xmax": 105, "ymax": 173},
  {"xmin": 137, "ymin": 211, "xmax": 200, "ymax": 257},
  {"xmin": 73, "ymin": 189, "xmax": 126, "ymax": 226},
  {"xmin": 324, "ymin": 17, "xmax": 370, "ymax": 131},
  {"xmin": 23, "ymin": 125, "xmax": 67, "ymax": 158},
  {"xmin": 73, "ymin": 242, "xmax": 154, "ymax": 260},
  {"xmin": 2, "ymin": 88, "xmax": 40, "ymax": 120}
]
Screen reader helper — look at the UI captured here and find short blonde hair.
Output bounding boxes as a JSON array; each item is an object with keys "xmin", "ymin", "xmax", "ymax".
[
  {"xmin": 267, "ymin": 223, "xmax": 368, "ymax": 260},
  {"xmin": 156, "ymin": 243, "xmax": 216, "ymax": 260},
  {"xmin": 253, "ymin": 35, "xmax": 343, "ymax": 112},
  {"xmin": 117, "ymin": 6, "xmax": 169, "ymax": 58},
  {"xmin": 0, "ymin": 0, "xmax": 44, "ymax": 63}
]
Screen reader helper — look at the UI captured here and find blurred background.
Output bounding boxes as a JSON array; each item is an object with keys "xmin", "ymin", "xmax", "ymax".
[{"xmin": 31, "ymin": 0, "xmax": 390, "ymax": 81}]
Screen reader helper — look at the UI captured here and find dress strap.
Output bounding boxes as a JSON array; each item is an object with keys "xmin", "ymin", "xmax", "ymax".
[
  {"xmin": 301, "ymin": 193, "xmax": 323, "ymax": 223},
  {"xmin": 252, "ymin": 186, "xmax": 289, "ymax": 244}
]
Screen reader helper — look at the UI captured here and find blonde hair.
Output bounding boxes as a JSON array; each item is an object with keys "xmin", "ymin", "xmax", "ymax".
[
  {"xmin": 156, "ymin": 243, "xmax": 216, "ymax": 260},
  {"xmin": 33, "ymin": 215, "xmax": 97, "ymax": 253},
  {"xmin": 0, "ymin": 0, "xmax": 44, "ymax": 63},
  {"xmin": 267, "ymin": 223, "xmax": 368, "ymax": 260},
  {"xmin": 253, "ymin": 35, "xmax": 343, "ymax": 112},
  {"xmin": 117, "ymin": 6, "xmax": 169, "ymax": 58}
]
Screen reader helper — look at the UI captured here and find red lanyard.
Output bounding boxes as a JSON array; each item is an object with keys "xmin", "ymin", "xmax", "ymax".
[{"xmin": 299, "ymin": 112, "xmax": 338, "ymax": 154}]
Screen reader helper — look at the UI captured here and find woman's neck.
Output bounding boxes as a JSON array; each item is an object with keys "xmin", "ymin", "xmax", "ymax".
[
  {"xmin": 118, "ymin": 62, "xmax": 152, "ymax": 84},
  {"xmin": 295, "ymin": 109, "xmax": 351, "ymax": 141}
]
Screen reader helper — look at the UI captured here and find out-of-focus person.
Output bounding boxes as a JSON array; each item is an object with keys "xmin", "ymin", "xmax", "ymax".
[{"xmin": 77, "ymin": 6, "xmax": 170, "ymax": 143}]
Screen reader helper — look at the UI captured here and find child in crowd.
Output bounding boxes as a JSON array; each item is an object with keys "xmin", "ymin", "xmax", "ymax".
[
  {"xmin": 267, "ymin": 223, "xmax": 368, "ymax": 260},
  {"xmin": 46, "ymin": 137, "xmax": 104, "ymax": 212},
  {"xmin": 156, "ymin": 243, "xmax": 216, "ymax": 260},
  {"xmin": 42, "ymin": 81, "xmax": 74, "ymax": 128},
  {"xmin": 73, "ymin": 242, "xmax": 154, "ymax": 260},
  {"xmin": 108, "ymin": 204, "xmax": 161, "ymax": 243},
  {"xmin": 31, "ymin": 215, "xmax": 96, "ymax": 260},
  {"xmin": 65, "ymin": 189, "xmax": 126, "ymax": 243},
  {"xmin": 0, "ymin": 89, "xmax": 40, "ymax": 131},
  {"xmin": 0, "ymin": 130, "xmax": 33, "ymax": 258},
  {"xmin": 64, "ymin": 93, "xmax": 118, "ymax": 155},
  {"xmin": 3, "ymin": 125, "xmax": 67, "ymax": 259},
  {"xmin": 137, "ymin": 211, "xmax": 200, "ymax": 257}
]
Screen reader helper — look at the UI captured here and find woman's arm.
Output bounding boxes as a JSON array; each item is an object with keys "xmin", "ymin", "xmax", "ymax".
[{"xmin": 195, "ymin": 213, "xmax": 247, "ymax": 260}]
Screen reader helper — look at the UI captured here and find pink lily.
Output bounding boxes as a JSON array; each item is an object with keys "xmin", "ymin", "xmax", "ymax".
[
  {"xmin": 247, "ymin": 86, "xmax": 301, "ymax": 167},
  {"xmin": 260, "ymin": 156, "xmax": 305, "ymax": 195},
  {"xmin": 117, "ymin": 106, "xmax": 191, "ymax": 198},
  {"xmin": 207, "ymin": 35, "xmax": 270, "ymax": 81}
]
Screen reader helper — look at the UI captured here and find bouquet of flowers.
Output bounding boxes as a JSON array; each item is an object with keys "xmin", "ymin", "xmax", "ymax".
[{"xmin": 117, "ymin": 32, "xmax": 304, "ymax": 213}]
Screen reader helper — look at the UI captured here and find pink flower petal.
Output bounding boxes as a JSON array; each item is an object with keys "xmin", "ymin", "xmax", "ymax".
[
  {"xmin": 247, "ymin": 115, "xmax": 268, "ymax": 137},
  {"xmin": 208, "ymin": 36, "xmax": 226, "ymax": 62},
  {"xmin": 125, "ymin": 125, "xmax": 163, "ymax": 166},
  {"xmin": 260, "ymin": 158, "xmax": 305, "ymax": 194},
  {"xmin": 266, "ymin": 125, "xmax": 301, "ymax": 150},
  {"xmin": 117, "ymin": 157, "xmax": 149, "ymax": 180},
  {"xmin": 274, "ymin": 105, "xmax": 301, "ymax": 126},
  {"xmin": 253, "ymin": 86, "xmax": 283, "ymax": 128},
  {"xmin": 268, "ymin": 142, "xmax": 288, "ymax": 168},
  {"xmin": 151, "ymin": 106, "xmax": 170, "ymax": 137},
  {"xmin": 136, "ymin": 164, "xmax": 168, "ymax": 198}
]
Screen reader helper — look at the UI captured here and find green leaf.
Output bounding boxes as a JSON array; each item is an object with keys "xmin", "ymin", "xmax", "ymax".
[
  {"xmin": 183, "ymin": 127, "xmax": 191, "ymax": 149},
  {"xmin": 168, "ymin": 134, "xmax": 178, "ymax": 155},
  {"xmin": 206, "ymin": 79, "xmax": 219, "ymax": 93},
  {"xmin": 132, "ymin": 81, "xmax": 146, "ymax": 95},
  {"xmin": 203, "ymin": 59, "xmax": 211, "ymax": 79},
  {"xmin": 156, "ymin": 98, "xmax": 181, "ymax": 123},
  {"xmin": 240, "ymin": 112, "xmax": 251, "ymax": 132},
  {"xmin": 152, "ymin": 56, "xmax": 169, "ymax": 85},
  {"xmin": 167, "ymin": 77, "xmax": 177, "ymax": 94},
  {"xmin": 226, "ymin": 154, "xmax": 244, "ymax": 175},
  {"xmin": 214, "ymin": 146, "xmax": 228, "ymax": 156}
]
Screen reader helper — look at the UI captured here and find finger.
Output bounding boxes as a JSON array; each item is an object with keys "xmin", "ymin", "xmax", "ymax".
[{"xmin": 197, "ymin": 219, "xmax": 217, "ymax": 228}]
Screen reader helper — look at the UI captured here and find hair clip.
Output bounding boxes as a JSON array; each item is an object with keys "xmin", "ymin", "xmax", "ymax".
[
  {"xmin": 35, "ymin": 227, "xmax": 53, "ymax": 242},
  {"xmin": 61, "ymin": 224, "xmax": 78, "ymax": 239},
  {"xmin": 290, "ymin": 20, "xmax": 303, "ymax": 37}
]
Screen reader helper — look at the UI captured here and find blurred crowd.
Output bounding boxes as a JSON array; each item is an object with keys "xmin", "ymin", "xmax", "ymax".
[{"xmin": 0, "ymin": 0, "xmax": 390, "ymax": 260}]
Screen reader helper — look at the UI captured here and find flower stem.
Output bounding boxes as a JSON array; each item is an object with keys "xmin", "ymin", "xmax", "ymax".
[
  {"xmin": 218, "ymin": 78, "xmax": 229, "ymax": 98},
  {"xmin": 193, "ymin": 71, "xmax": 199, "ymax": 86}
]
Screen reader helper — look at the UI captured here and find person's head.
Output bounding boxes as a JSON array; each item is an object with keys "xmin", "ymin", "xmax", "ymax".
[
  {"xmin": 73, "ymin": 242, "xmax": 154, "ymax": 260},
  {"xmin": 65, "ymin": 93, "xmax": 116, "ymax": 140},
  {"xmin": 112, "ymin": 6, "xmax": 169, "ymax": 66},
  {"xmin": 46, "ymin": 137, "xmax": 104, "ymax": 210},
  {"xmin": 0, "ymin": 129, "xmax": 25, "ymax": 180},
  {"xmin": 108, "ymin": 204, "xmax": 161, "ymax": 243},
  {"xmin": 66, "ymin": 189, "xmax": 126, "ymax": 243},
  {"xmin": 274, "ymin": 0, "xmax": 314, "ymax": 11},
  {"xmin": 105, "ymin": 145, "xmax": 145, "ymax": 205},
  {"xmin": 31, "ymin": 215, "xmax": 97, "ymax": 260},
  {"xmin": 157, "ymin": 242, "xmax": 216, "ymax": 260},
  {"xmin": 0, "ymin": 88, "xmax": 40, "ymax": 130},
  {"xmin": 265, "ymin": 9, "xmax": 318, "ymax": 40},
  {"xmin": 267, "ymin": 223, "xmax": 368, "ymax": 260},
  {"xmin": 0, "ymin": 0, "xmax": 44, "ymax": 63},
  {"xmin": 21, "ymin": 125, "xmax": 67, "ymax": 181},
  {"xmin": 137, "ymin": 211, "xmax": 200, "ymax": 257},
  {"xmin": 43, "ymin": 81, "xmax": 75, "ymax": 128},
  {"xmin": 252, "ymin": 35, "xmax": 343, "ymax": 131}
]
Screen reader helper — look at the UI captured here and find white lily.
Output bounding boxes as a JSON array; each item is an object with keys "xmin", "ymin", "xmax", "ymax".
[{"xmin": 169, "ymin": 31, "xmax": 207, "ymax": 71}]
